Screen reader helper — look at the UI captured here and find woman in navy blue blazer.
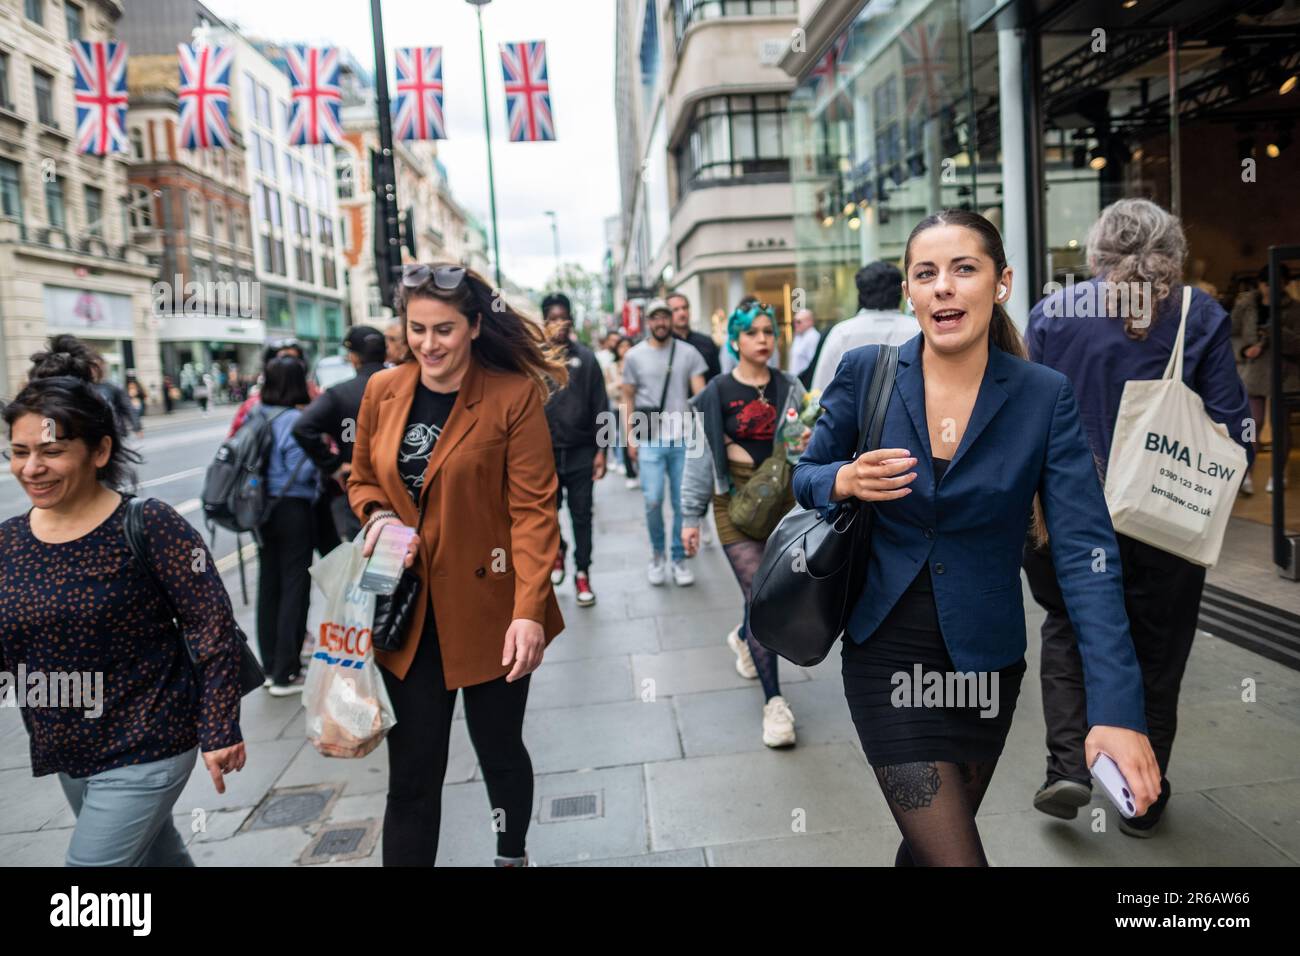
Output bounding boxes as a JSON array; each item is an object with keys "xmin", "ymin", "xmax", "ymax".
[{"xmin": 793, "ymin": 209, "xmax": 1160, "ymax": 866}]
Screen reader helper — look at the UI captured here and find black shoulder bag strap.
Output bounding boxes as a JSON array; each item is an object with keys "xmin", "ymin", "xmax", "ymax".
[
  {"xmin": 845, "ymin": 345, "xmax": 900, "ymax": 537},
  {"xmin": 124, "ymin": 496, "xmax": 265, "ymax": 693},
  {"xmin": 655, "ymin": 337, "xmax": 676, "ymax": 413}
]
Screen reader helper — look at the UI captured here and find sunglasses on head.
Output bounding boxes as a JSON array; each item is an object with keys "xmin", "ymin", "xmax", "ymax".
[{"xmin": 402, "ymin": 264, "xmax": 468, "ymax": 291}]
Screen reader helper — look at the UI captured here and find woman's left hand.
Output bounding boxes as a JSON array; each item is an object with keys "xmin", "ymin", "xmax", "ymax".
[
  {"xmin": 502, "ymin": 618, "xmax": 545, "ymax": 682},
  {"xmin": 201, "ymin": 742, "xmax": 246, "ymax": 795},
  {"xmin": 793, "ymin": 426, "xmax": 812, "ymax": 455},
  {"xmin": 1084, "ymin": 725, "xmax": 1162, "ymax": 815}
]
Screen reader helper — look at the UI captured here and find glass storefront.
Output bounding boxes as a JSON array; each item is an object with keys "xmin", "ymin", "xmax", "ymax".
[
  {"xmin": 790, "ymin": 0, "xmax": 1300, "ymax": 328},
  {"xmin": 789, "ymin": 0, "xmax": 993, "ymax": 325}
]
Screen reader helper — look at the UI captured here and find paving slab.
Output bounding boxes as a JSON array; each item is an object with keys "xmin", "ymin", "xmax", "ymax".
[
  {"xmin": 645, "ymin": 743, "xmax": 887, "ymax": 852},
  {"xmin": 526, "ymin": 655, "xmax": 635, "ymax": 710},
  {"xmin": 520, "ymin": 699, "xmax": 681, "ymax": 775},
  {"xmin": 632, "ymin": 645, "xmax": 808, "ymax": 699}
]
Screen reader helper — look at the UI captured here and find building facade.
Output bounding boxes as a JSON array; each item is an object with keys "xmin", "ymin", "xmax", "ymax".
[
  {"xmin": 782, "ymin": 0, "xmax": 1300, "ymax": 328},
  {"xmin": 118, "ymin": 0, "xmax": 347, "ymax": 376},
  {"xmin": 614, "ymin": 0, "xmax": 801, "ymax": 352},
  {"xmin": 0, "ymin": 0, "xmax": 159, "ymax": 402},
  {"xmin": 124, "ymin": 49, "xmax": 262, "ymax": 393}
]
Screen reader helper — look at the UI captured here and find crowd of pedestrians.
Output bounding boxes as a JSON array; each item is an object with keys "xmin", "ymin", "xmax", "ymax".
[{"xmin": 2, "ymin": 196, "xmax": 1287, "ymax": 869}]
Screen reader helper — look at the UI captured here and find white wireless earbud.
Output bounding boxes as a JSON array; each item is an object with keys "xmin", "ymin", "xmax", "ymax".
[
  {"xmin": 906, "ymin": 298, "xmax": 914, "ymax": 311},
  {"xmin": 997, "ymin": 285, "xmax": 1007, "ymax": 300}
]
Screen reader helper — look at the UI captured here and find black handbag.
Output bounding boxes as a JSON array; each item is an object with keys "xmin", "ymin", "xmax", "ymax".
[
  {"xmin": 747, "ymin": 345, "xmax": 899, "ymax": 666},
  {"xmin": 123, "ymin": 496, "xmax": 266, "ymax": 696},
  {"xmin": 371, "ymin": 565, "xmax": 422, "ymax": 652}
]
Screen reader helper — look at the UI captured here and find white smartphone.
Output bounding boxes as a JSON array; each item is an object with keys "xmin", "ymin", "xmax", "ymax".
[
  {"xmin": 359, "ymin": 523, "xmax": 417, "ymax": 594},
  {"xmin": 1090, "ymin": 753, "xmax": 1137, "ymax": 819}
]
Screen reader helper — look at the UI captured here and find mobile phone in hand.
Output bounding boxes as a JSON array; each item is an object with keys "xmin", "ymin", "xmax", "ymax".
[
  {"xmin": 359, "ymin": 524, "xmax": 417, "ymax": 594},
  {"xmin": 1090, "ymin": 753, "xmax": 1137, "ymax": 819}
]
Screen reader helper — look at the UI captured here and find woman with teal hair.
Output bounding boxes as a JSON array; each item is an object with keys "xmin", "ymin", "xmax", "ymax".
[{"xmin": 681, "ymin": 302, "xmax": 811, "ymax": 747}]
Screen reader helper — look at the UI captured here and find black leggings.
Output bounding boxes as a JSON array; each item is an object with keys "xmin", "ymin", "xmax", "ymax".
[
  {"xmin": 256, "ymin": 496, "xmax": 314, "ymax": 685},
  {"xmin": 380, "ymin": 618, "xmax": 534, "ymax": 865}
]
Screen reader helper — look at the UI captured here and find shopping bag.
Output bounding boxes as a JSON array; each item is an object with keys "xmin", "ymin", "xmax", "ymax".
[
  {"xmin": 1103, "ymin": 287, "xmax": 1248, "ymax": 567},
  {"xmin": 303, "ymin": 538, "xmax": 397, "ymax": 758}
]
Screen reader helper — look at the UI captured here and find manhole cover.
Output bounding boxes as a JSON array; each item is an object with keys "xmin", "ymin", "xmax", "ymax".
[
  {"xmin": 300, "ymin": 820, "xmax": 380, "ymax": 865},
  {"xmin": 244, "ymin": 784, "xmax": 340, "ymax": 831},
  {"xmin": 539, "ymin": 791, "xmax": 603, "ymax": 823}
]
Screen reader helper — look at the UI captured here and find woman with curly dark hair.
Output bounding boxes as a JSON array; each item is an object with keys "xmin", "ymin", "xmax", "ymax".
[
  {"xmin": 348, "ymin": 264, "xmax": 568, "ymax": 866},
  {"xmin": 0, "ymin": 336, "xmax": 245, "ymax": 867}
]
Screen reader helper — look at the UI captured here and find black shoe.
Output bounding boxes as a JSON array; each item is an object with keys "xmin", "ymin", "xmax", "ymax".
[
  {"xmin": 1033, "ymin": 778, "xmax": 1092, "ymax": 820},
  {"xmin": 1119, "ymin": 778, "xmax": 1171, "ymax": 838}
]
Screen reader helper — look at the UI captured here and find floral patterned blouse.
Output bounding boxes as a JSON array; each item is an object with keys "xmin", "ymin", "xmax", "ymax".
[{"xmin": 0, "ymin": 496, "xmax": 243, "ymax": 778}]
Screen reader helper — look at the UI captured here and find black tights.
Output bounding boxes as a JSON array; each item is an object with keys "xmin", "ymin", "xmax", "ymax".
[
  {"xmin": 380, "ymin": 620, "xmax": 534, "ymax": 865},
  {"xmin": 722, "ymin": 539, "xmax": 780, "ymax": 700},
  {"xmin": 874, "ymin": 759, "xmax": 1000, "ymax": 867}
]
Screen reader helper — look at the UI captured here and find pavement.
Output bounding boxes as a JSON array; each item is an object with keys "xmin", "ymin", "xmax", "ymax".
[{"xmin": 2, "ymin": 430, "xmax": 1299, "ymax": 866}]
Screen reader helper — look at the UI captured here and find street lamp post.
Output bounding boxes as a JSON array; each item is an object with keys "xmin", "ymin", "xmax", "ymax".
[
  {"xmin": 467, "ymin": 0, "xmax": 503, "ymax": 289},
  {"xmin": 544, "ymin": 209, "xmax": 560, "ymax": 281}
]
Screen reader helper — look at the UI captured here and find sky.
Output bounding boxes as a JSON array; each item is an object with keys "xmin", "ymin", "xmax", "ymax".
[{"xmin": 204, "ymin": 0, "xmax": 621, "ymax": 292}]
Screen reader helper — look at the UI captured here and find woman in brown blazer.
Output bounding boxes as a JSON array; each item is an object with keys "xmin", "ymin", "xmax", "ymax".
[{"xmin": 349, "ymin": 263, "xmax": 567, "ymax": 867}]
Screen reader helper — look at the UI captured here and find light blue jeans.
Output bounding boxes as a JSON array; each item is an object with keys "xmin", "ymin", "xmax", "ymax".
[
  {"xmin": 58, "ymin": 746, "xmax": 198, "ymax": 867},
  {"xmin": 638, "ymin": 442, "xmax": 688, "ymax": 563}
]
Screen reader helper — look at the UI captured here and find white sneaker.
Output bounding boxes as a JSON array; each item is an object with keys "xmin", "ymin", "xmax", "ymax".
[
  {"xmin": 701, "ymin": 523, "xmax": 714, "ymax": 547},
  {"xmin": 762, "ymin": 695, "xmax": 796, "ymax": 748},
  {"xmin": 625, "ymin": 477, "xmax": 640, "ymax": 490},
  {"xmin": 671, "ymin": 561, "xmax": 695, "ymax": 586},
  {"xmin": 647, "ymin": 554, "xmax": 667, "ymax": 586},
  {"xmin": 1266, "ymin": 475, "xmax": 1288, "ymax": 493},
  {"xmin": 727, "ymin": 627, "xmax": 757, "ymax": 679},
  {"xmin": 1241, "ymin": 474, "xmax": 1255, "ymax": 496}
]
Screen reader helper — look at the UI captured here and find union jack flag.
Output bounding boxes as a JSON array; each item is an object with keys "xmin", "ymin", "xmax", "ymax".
[
  {"xmin": 899, "ymin": 20, "xmax": 949, "ymax": 119},
  {"xmin": 285, "ymin": 45, "xmax": 342, "ymax": 146},
  {"xmin": 809, "ymin": 34, "xmax": 852, "ymax": 121},
  {"xmin": 177, "ymin": 43, "xmax": 234, "ymax": 150},
  {"xmin": 393, "ymin": 47, "xmax": 445, "ymax": 141},
  {"xmin": 500, "ymin": 41, "xmax": 555, "ymax": 142},
  {"xmin": 71, "ymin": 40, "xmax": 129, "ymax": 156}
]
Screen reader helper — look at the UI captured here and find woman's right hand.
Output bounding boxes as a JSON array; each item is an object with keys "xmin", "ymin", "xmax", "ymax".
[
  {"xmin": 831, "ymin": 448, "xmax": 917, "ymax": 502},
  {"xmin": 363, "ymin": 515, "xmax": 419, "ymax": 568}
]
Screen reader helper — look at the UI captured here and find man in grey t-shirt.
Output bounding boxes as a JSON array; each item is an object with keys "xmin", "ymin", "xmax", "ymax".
[{"xmin": 621, "ymin": 300, "xmax": 707, "ymax": 586}]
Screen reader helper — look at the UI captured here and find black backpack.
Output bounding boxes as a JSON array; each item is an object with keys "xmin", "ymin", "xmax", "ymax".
[{"xmin": 201, "ymin": 404, "xmax": 305, "ymax": 534}]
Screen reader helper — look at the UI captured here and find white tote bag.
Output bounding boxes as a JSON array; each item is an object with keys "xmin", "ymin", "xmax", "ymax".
[{"xmin": 1104, "ymin": 287, "xmax": 1247, "ymax": 567}]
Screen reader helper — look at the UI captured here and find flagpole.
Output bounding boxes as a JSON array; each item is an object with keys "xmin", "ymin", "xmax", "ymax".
[
  {"xmin": 468, "ymin": 0, "xmax": 503, "ymax": 289},
  {"xmin": 370, "ymin": 0, "xmax": 402, "ymax": 306}
]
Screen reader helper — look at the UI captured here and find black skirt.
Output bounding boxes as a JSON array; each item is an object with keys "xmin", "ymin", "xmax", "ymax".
[{"xmin": 841, "ymin": 568, "xmax": 1026, "ymax": 768}]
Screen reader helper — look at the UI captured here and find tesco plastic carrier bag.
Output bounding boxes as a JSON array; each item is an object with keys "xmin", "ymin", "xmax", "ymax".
[{"xmin": 304, "ymin": 538, "xmax": 396, "ymax": 758}]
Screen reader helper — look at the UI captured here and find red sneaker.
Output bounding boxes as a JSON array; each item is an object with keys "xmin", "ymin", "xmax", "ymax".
[
  {"xmin": 575, "ymin": 572, "xmax": 596, "ymax": 607},
  {"xmin": 550, "ymin": 552, "xmax": 565, "ymax": 586}
]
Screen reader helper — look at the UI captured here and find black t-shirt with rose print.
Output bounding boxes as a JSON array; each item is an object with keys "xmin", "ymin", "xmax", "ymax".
[{"xmin": 398, "ymin": 383, "xmax": 458, "ymax": 502}]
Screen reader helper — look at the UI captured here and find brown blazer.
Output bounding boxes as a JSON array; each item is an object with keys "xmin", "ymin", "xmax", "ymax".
[{"xmin": 348, "ymin": 356, "xmax": 564, "ymax": 686}]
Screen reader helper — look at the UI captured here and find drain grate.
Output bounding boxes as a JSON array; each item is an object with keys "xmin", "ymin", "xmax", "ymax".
[
  {"xmin": 313, "ymin": 827, "xmax": 366, "ymax": 857},
  {"xmin": 243, "ymin": 784, "xmax": 340, "ymax": 831},
  {"xmin": 539, "ymin": 790, "xmax": 603, "ymax": 823},
  {"xmin": 300, "ymin": 819, "xmax": 380, "ymax": 865}
]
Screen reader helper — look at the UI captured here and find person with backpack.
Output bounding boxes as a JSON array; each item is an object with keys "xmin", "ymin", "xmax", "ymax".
[
  {"xmin": 0, "ymin": 336, "xmax": 246, "ymax": 866},
  {"xmin": 241, "ymin": 357, "xmax": 319, "ymax": 696},
  {"xmin": 680, "ymin": 303, "xmax": 810, "ymax": 748}
]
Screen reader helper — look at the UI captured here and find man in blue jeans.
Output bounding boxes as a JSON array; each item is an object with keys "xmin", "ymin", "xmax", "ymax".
[{"xmin": 621, "ymin": 300, "xmax": 708, "ymax": 586}]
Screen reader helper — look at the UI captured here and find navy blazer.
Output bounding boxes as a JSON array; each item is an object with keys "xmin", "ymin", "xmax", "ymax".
[{"xmin": 793, "ymin": 333, "xmax": 1147, "ymax": 733}]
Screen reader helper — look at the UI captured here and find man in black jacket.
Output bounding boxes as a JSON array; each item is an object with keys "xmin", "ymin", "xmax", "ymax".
[
  {"xmin": 668, "ymin": 291, "xmax": 721, "ymax": 382},
  {"xmin": 292, "ymin": 325, "xmax": 387, "ymax": 541},
  {"xmin": 542, "ymin": 293, "xmax": 607, "ymax": 607}
]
